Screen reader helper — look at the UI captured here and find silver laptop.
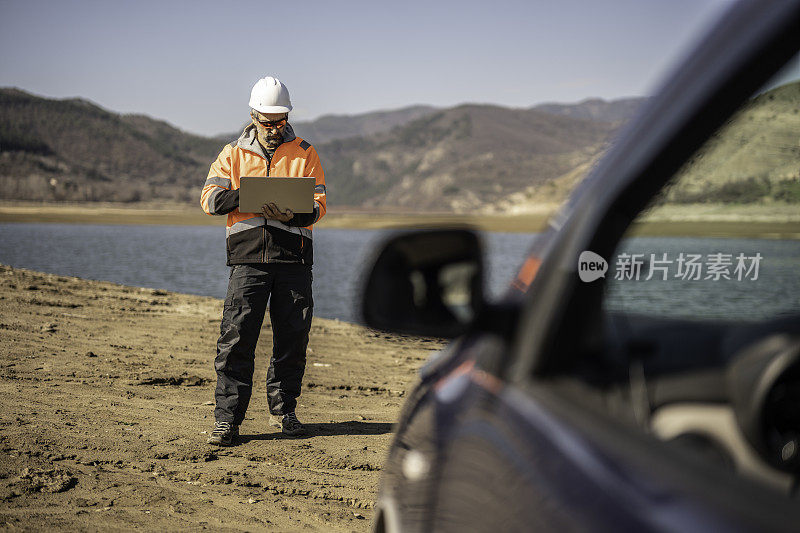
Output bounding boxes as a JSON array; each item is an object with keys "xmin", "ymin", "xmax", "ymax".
[{"xmin": 239, "ymin": 176, "xmax": 316, "ymax": 214}]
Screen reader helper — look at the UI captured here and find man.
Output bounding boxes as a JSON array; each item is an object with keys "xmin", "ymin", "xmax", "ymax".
[{"xmin": 200, "ymin": 76, "xmax": 327, "ymax": 445}]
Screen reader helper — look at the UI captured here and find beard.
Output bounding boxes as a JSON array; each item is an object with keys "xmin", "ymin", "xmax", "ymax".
[
  {"xmin": 265, "ymin": 132, "xmax": 282, "ymax": 149},
  {"xmin": 257, "ymin": 127, "xmax": 283, "ymax": 151}
]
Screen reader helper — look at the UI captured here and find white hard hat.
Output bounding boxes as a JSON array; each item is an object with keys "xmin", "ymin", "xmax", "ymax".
[{"xmin": 249, "ymin": 76, "xmax": 292, "ymax": 114}]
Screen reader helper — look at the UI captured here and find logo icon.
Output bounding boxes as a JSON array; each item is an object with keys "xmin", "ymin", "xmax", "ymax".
[{"xmin": 578, "ymin": 251, "xmax": 608, "ymax": 282}]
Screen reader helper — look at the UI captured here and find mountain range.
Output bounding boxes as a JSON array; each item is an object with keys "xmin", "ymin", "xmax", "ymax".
[
  {"xmin": 0, "ymin": 88, "xmax": 220, "ymax": 203},
  {"xmin": 1, "ymin": 84, "xmax": 796, "ymax": 211}
]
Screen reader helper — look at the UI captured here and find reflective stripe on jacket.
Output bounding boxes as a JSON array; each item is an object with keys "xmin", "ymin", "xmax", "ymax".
[{"xmin": 200, "ymin": 124, "xmax": 327, "ymax": 265}]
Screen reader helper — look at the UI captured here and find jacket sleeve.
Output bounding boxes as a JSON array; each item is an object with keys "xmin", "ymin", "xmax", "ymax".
[
  {"xmin": 200, "ymin": 144, "xmax": 239, "ymax": 216},
  {"xmin": 286, "ymin": 144, "xmax": 327, "ymax": 227}
]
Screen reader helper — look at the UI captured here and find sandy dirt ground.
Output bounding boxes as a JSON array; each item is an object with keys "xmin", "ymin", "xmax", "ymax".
[{"xmin": 0, "ymin": 265, "xmax": 445, "ymax": 531}]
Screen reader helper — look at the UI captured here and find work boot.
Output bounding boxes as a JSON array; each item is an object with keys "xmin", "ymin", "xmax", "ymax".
[
  {"xmin": 270, "ymin": 412, "xmax": 306, "ymax": 437},
  {"xmin": 207, "ymin": 421, "xmax": 238, "ymax": 446}
]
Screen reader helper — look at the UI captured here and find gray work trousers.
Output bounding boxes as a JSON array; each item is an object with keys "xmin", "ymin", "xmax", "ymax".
[{"xmin": 213, "ymin": 263, "xmax": 313, "ymax": 425}]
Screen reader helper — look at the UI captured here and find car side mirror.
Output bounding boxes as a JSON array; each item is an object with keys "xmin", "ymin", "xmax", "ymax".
[{"xmin": 361, "ymin": 229, "xmax": 484, "ymax": 338}]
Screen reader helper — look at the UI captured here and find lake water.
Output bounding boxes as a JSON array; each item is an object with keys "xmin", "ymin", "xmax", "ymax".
[
  {"xmin": 0, "ymin": 224, "xmax": 533, "ymax": 323},
  {"xmin": 0, "ymin": 223, "xmax": 798, "ymax": 323},
  {"xmin": 609, "ymin": 236, "xmax": 800, "ymax": 321}
]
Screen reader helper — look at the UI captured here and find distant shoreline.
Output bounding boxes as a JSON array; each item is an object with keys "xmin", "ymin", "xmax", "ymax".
[{"xmin": 0, "ymin": 202, "xmax": 798, "ymax": 239}]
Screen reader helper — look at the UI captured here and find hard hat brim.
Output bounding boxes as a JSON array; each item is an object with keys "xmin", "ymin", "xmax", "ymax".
[{"xmin": 249, "ymin": 103, "xmax": 292, "ymax": 114}]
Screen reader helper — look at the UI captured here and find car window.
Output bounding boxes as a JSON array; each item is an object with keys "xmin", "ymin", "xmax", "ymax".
[
  {"xmin": 580, "ymin": 53, "xmax": 800, "ymax": 498},
  {"xmin": 603, "ymin": 52, "xmax": 800, "ymax": 322}
]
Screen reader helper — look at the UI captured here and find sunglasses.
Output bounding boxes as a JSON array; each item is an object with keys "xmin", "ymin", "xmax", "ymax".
[{"xmin": 253, "ymin": 116, "xmax": 287, "ymax": 129}]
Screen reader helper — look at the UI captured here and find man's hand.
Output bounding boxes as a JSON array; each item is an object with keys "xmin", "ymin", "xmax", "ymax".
[{"xmin": 262, "ymin": 202, "xmax": 294, "ymax": 223}]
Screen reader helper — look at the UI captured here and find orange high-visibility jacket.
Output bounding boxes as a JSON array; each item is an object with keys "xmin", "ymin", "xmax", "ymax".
[{"xmin": 200, "ymin": 124, "xmax": 327, "ymax": 266}]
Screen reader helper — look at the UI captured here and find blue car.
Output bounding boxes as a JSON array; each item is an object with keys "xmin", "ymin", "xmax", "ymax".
[{"xmin": 361, "ymin": 1, "xmax": 800, "ymax": 531}]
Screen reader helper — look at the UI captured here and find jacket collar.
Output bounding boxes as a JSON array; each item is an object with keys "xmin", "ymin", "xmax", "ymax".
[{"xmin": 236, "ymin": 123, "xmax": 297, "ymax": 159}]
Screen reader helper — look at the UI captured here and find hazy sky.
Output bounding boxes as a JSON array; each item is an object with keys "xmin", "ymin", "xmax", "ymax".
[{"xmin": 1, "ymin": 0, "xmax": 737, "ymax": 137}]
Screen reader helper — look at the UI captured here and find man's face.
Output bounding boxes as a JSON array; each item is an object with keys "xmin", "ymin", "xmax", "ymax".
[{"xmin": 251, "ymin": 111, "xmax": 288, "ymax": 150}]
